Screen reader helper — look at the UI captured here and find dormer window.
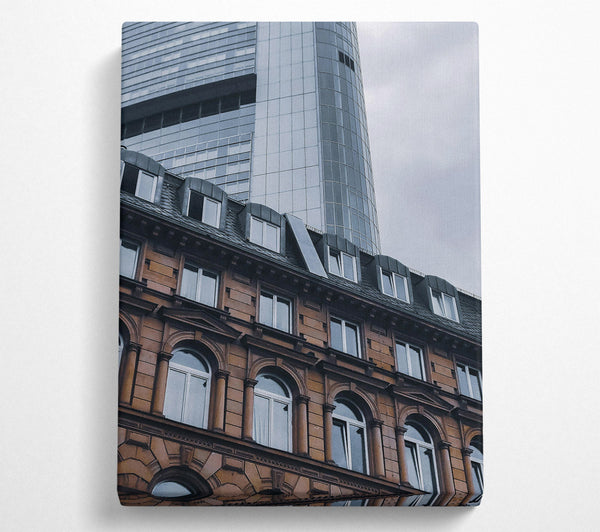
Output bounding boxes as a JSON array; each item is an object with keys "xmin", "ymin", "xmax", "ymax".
[
  {"xmin": 430, "ymin": 288, "xmax": 459, "ymax": 321},
  {"xmin": 121, "ymin": 163, "xmax": 157, "ymax": 202},
  {"xmin": 187, "ymin": 190, "xmax": 221, "ymax": 228},
  {"xmin": 250, "ymin": 216, "xmax": 280, "ymax": 252},
  {"xmin": 381, "ymin": 269, "xmax": 409, "ymax": 302},
  {"xmin": 328, "ymin": 248, "xmax": 357, "ymax": 282}
]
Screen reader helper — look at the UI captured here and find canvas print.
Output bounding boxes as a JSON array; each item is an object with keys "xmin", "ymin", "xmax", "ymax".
[{"xmin": 118, "ymin": 22, "xmax": 481, "ymax": 506}]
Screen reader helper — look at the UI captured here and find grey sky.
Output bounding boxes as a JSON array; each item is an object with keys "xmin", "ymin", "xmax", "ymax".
[{"xmin": 358, "ymin": 23, "xmax": 481, "ymax": 296}]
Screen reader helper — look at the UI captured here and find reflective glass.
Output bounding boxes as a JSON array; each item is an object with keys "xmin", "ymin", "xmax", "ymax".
[
  {"xmin": 271, "ymin": 400, "xmax": 290, "ymax": 450},
  {"xmin": 329, "ymin": 250, "xmax": 341, "ymax": 276},
  {"xmin": 395, "ymin": 343, "xmax": 409, "ymax": 375},
  {"xmin": 344, "ymin": 323, "xmax": 359, "ymax": 357},
  {"xmin": 469, "ymin": 369, "xmax": 482, "ymax": 400},
  {"xmin": 457, "ymin": 365, "xmax": 470, "ymax": 397},
  {"xmin": 330, "ymin": 319, "xmax": 343, "ymax": 351},
  {"xmin": 394, "ymin": 273, "xmax": 408, "ymax": 301},
  {"xmin": 431, "ymin": 290, "xmax": 444, "ymax": 315},
  {"xmin": 471, "ymin": 461, "xmax": 484, "ymax": 503},
  {"xmin": 276, "ymin": 298, "xmax": 290, "ymax": 332},
  {"xmin": 333, "ymin": 400, "xmax": 361, "ymax": 421},
  {"xmin": 181, "ymin": 265, "xmax": 198, "ymax": 300},
  {"xmin": 259, "ymin": 293, "xmax": 274, "ymax": 327},
  {"xmin": 349, "ymin": 425, "xmax": 366, "ymax": 473},
  {"xmin": 151, "ymin": 481, "xmax": 192, "ymax": 498},
  {"xmin": 253, "ymin": 395, "xmax": 270, "ymax": 445},
  {"xmin": 170, "ymin": 350, "xmax": 209, "ymax": 372},
  {"xmin": 342, "ymin": 253, "xmax": 355, "ymax": 280},
  {"xmin": 256, "ymin": 375, "xmax": 288, "ymax": 397},
  {"xmin": 332, "ymin": 420, "xmax": 348, "ymax": 468},
  {"xmin": 202, "ymin": 198, "xmax": 220, "ymax": 227},
  {"xmin": 185, "ymin": 375, "xmax": 208, "ymax": 427},
  {"xmin": 250, "ymin": 217, "xmax": 263, "ymax": 245},
  {"xmin": 199, "ymin": 271, "xmax": 218, "ymax": 306},
  {"xmin": 419, "ymin": 447, "xmax": 437, "ymax": 505},
  {"xmin": 409, "ymin": 346, "xmax": 423, "ymax": 380},
  {"xmin": 443, "ymin": 293, "xmax": 458, "ymax": 321},
  {"xmin": 120, "ymin": 240, "xmax": 138, "ymax": 278},
  {"xmin": 264, "ymin": 222, "xmax": 279, "ymax": 251},
  {"xmin": 404, "ymin": 444, "xmax": 420, "ymax": 488},
  {"xmin": 381, "ymin": 271, "xmax": 394, "ymax": 296},
  {"xmin": 136, "ymin": 171, "xmax": 156, "ymax": 201},
  {"xmin": 163, "ymin": 368, "xmax": 186, "ymax": 421}
]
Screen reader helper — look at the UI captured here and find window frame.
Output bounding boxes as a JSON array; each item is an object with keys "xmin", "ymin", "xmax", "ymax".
[
  {"xmin": 249, "ymin": 216, "xmax": 281, "ymax": 252},
  {"xmin": 469, "ymin": 438, "xmax": 484, "ymax": 505},
  {"xmin": 164, "ymin": 348, "xmax": 211, "ymax": 429},
  {"xmin": 179, "ymin": 261, "xmax": 220, "ymax": 308},
  {"xmin": 430, "ymin": 288, "xmax": 459, "ymax": 322},
  {"xmin": 331, "ymin": 399, "xmax": 369, "ymax": 475},
  {"xmin": 329, "ymin": 316, "xmax": 362, "ymax": 358},
  {"xmin": 395, "ymin": 340, "xmax": 426, "ymax": 380},
  {"xmin": 403, "ymin": 422, "xmax": 440, "ymax": 506},
  {"xmin": 258, "ymin": 291, "xmax": 292, "ymax": 333},
  {"xmin": 119, "ymin": 237, "xmax": 140, "ymax": 279},
  {"xmin": 328, "ymin": 247, "xmax": 357, "ymax": 282},
  {"xmin": 253, "ymin": 373, "xmax": 293, "ymax": 452},
  {"xmin": 120, "ymin": 163, "xmax": 158, "ymax": 202},
  {"xmin": 380, "ymin": 268, "xmax": 409, "ymax": 302},
  {"xmin": 186, "ymin": 190, "xmax": 221, "ymax": 228},
  {"xmin": 456, "ymin": 362, "xmax": 482, "ymax": 401}
]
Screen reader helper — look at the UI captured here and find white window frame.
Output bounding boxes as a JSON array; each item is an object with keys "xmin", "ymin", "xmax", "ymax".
[
  {"xmin": 332, "ymin": 400, "xmax": 369, "ymax": 474},
  {"xmin": 469, "ymin": 440, "xmax": 484, "ymax": 505},
  {"xmin": 404, "ymin": 422, "xmax": 440, "ymax": 506},
  {"xmin": 395, "ymin": 340, "xmax": 426, "ymax": 380},
  {"xmin": 135, "ymin": 170, "xmax": 158, "ymax": 202},
  {"xmin": 328, "ymin": 248, "xmax": 357, "ymax": 282},
  {"xmin": 259, "ymin": 291, "xmax": 292, "ymax": 333},
  {"xmin": 187, "ymin": 191, "xmax": 221, "ymax": 228},
  {"xmin": 253, "ymin": 374, "xmax": 293, "ymax": 452},
  {"xmin": 330, "ymin": 317, "xmax": 362, "ymax": 358},
  {"xmin": 456, "ymin": 363, "xmax": 482, "ymax": 400},
  {"xmin": 164, "ymin": 349, "xmax": 211, "ymax": 429},
  {"xmin": 180, "ymin": 262, "xmax": 219, "ymax": 307},
  {"xmin": 119, "ymin": 238, "xmax": 139, "ymax": 279},
  {"xmin": 430, "ymin": 288, "xmax": 459, "ymax": 322},
  {"xmin": 249, "ymin": 216, "xmax": 280, "ymax": 252},
  {"xmin": 380, "ymin": 268, "xmax": 409, "ymax": 302}
]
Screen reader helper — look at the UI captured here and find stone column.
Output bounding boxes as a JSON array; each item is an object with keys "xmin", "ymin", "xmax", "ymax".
[
  {"xmin": 323, "ymin": 403, "xmax": 336, "ymax": 463},
  {"xmin": 369, "ymin": 419, "xmax": 385, "ymax": 478},
  {"xmin": 242, "ymin": 378, "xmax": 258, "ymax": 441},
  {"xmin": 437, "ymin": 441, "xmax": 456, "ymax": 506},
  {"xmin": 395, "ymin": 426, "xmax": 410, "ymax": 484},
  {"xmin": 211, "ymin": 369, "xmax": 230, "ymax": 432},
  {"xmin": 119, "ymin": 342, "xmax": 141, "ymax": 405},
  {"xmin": 461, "ymin": 447, "xmax": 475, "ymax": 505},
  {"xmin": 151, "ymin": 351, "xmax": 172, "ymax": 415},
  {"xmin": 295, "ymin": 395, "xmax": 309, "ymax": 456}
]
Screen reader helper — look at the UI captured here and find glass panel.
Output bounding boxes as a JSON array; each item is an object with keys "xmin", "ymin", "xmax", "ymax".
[
  {"xmin": 342, "ymin": 253, "xmax": 355, "ymax": 280},
  {"xmin": 405, "ymin": 422, "xmax": 430, "ymax": 443},
  {"xmin": 330, "ymin": 319, "xmax": 343, "ymax": 351},
  {"xmin": 431, "ymin": 290, "xmax": 444, "ymax": 315},
  {"xmin": 329, "ymin": 250, "xmax": 341, "ymax": 276},
  {"xmin": 202, "ymin": 198, "xmax": 220, "ymax": 227},
  {"xmin": 184, "ymin": 375, "xmax": 208, "ymax": 428},
  {"xmin": 199, "ymin": 271, "xmax": 218, "ymax": 307},
  {"xmin": 151, "ymin": 481, "xmax": 192, "ymax": 498},
  {"xmin": 395, "ymin": 342, "xmax": 409, "ymax": 374},
  {"xmin": 332, "ymin": 420, "xmax": 348, "ymax": 468},
  {"xmin": 253, "ymin": 394, "xmax": 270, "ymax": 446},
  {"xmin": 394, "ymin": 273, "xmax": 408, "ymax": 301},
  {"xmin": 381, "ymin": 271, "xmax": 394, "ymax": 296},
  {"xmin": 170, "ymin": 350, "xmax": 208, "ymax": 372},
  {"xmin": 419, "ymin": 447, "xmax": 438, "ymax": 505},
  {"xmin": 469, "ymin": 369, "xmax": 482, "ymax": 400},
  {"xmin": 276, "ymin": 298, "xmax": 290, "ymax": 332},
  {"xmin": 181, "ymin": 265, "xmax": 198, "ymax": 300},
  {"xmin": 271, "ymin": 400, "xmax": 290, "ymax": 451},
  {"xmin": 470, "ymin": 439, "xmax": 483, "ymax": 461},
  {"xmin": 333, "ymin": 400, "xmax": 361, "ymax": 421},
  {"xmin": 163, "ymin": 369, "xmax": 186, "ymax": 422},
  {"xmin": 349, "ymin": 425, "xmax": 366, "ymax": 473},
  {"xmin": 264, "ymin": 223, "xmax": 279, "ymax": 251},
  {"xmin": 409, "ymin": 346, "xmax": 423, "ymax": 380},
  {"xmin": 250, "ymin": 217, "xmax": 263, "ymax": 245},
  {"xmin": 457, "ymin": 365, "xmax": 470, "ymax": 396},
  {"xmin": 471, "ymin": 462, "xmax": 484, "ymax": 503},
  {"xmin": 187, "ymin": 191, "xmax": 204, "ymax": 221},
  {"xmin": 121, "ymin": 164, "xmax": 138, "ymax": 194},
  {"xmin": 443, "ymin": 293, "xmax": 458, "ymax": 321},
  {"xmin": 344, "ymin": 323, "xmax": 359, "ymax": 357},
  {"xmin": 404, "ymin": 442, "xmax": 420, "ymax": 487},
  {"xmin": 136, "ymin": 171, "xmax": 155, "ymax": 201},
  {"xmin": 256, "ymin": 375, "xmax": 289, "ymax": 397},
  {"xmin": 120, "ymin": 240, "xmax": 138, "ymax": 278},
  {"xmin": 259, "ymin": 293, "xmax": 274, "ymax": 327}
]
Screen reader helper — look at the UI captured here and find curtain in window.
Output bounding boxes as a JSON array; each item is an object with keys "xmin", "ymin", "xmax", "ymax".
[{"xmin": 253, "ymin": 395, "xmax": 270, "ymax": 446}]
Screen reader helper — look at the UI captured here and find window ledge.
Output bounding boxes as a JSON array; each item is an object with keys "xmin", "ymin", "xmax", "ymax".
[
  {"xmin": 173, "ymin": 295, "xmax": 230, "ymax": 319},
  {"xmin": 326, "ymin": 347, "xmax": 377, "ymax": 371},
  {"xmin": 252, "ymin": 322, "xmax": 305, "ymax": 349}
]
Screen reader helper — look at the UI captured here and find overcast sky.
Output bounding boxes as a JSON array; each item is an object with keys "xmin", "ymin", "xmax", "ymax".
[{"xmin": 358, "ymin": 23, "xmax": 480, "ymax": 296}]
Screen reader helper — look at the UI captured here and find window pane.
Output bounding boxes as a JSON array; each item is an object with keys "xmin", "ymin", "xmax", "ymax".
[
  {"xmin": 199, "ymin": 271, "xmax": 218, "ymax": 306},
  {"xmin": 471, "ymin": 462, "xmax": 484, "ymax": 503},
  {"xmin": 181, "ymin": 266, "xmax": 198, "ymax": 300},
  {"xmin": 457, "ymin": 365, "xmax": 470, "ymax": 396},
  {"xmin": 344, "ymin": 323, "xmax": 359, "ymax": 357},
  {"xmin": 136, "ymin": 171, "xmax": 155, "ymax": 201},
  {"xmin": 188, "ymin": 191, "xmax": 204, "ymax": 221},
  {"xmin": 259, "ymin": 293, "xmax": 274, "ymax": 327},
  {"xmin": 330, "ymin": 319, "xmax": 343, "ymax": 351},
  {"xmin": 184, "ymin": 375, "xmax": 208, "ymax": 428},
  {"xmin": 256, "ymin": 375, "xmax": 288, "ymax": 397},
  {"xmin": 409, "ymin": 346, "xmax": 423, "ymax": 380},
  {"xmin": 443, "ymin": 293, "xmax": 458, "ymax": 321},
  {"xmin": 329, "ymin": 250, "xmax": 341, "ymax": 276},
  {"xmin": 276, "ymin": 298, "xmax": 290, "ymax": 332},
  {"xmin": 271, "ymin": 400, "xmax": 290, "ymax": 451},
  {"xmin": 264, "ymin": 223, "xmax": 279, "ymax": 251},
  {"xmin": 121, "ymin": 164, "xmax": 138, "ymax": 194},
  {"xmin": 394, "ymin": 273, "xmax": 408, "ymax": 301},
  {"xmin": 419, "ymin": 447, "xmax": 437, "ymax": 505},
  {"xmin": 253, "ymin": 395, "xmax": 270, "ymax": 446},
  {"xmin": 170, "ymin": 350, "xmax": 208, "ymax": 372},
  {"xmin": 431, "ymin": 290, "xmax": 444, "ymax": 315},
  {"xmin": 152, "ymin": 481, "xmax": 192, "ymax": 498},
  {"xmin": 120, "ymin": 240, "xmax": 138, "ymax": 278},
  {"xmin": 203, "ymin": 198, "xmax": 220, "ymax": 227},
  {"xmin": 349, "ymin": 425, "xmax": 366, "ymax": 473},
  {"xmin": 332, "ymin": 420, "xmax": 348, "ymax": 468},
  {"xmin": 342, "ymin": 253, "xmax": 355, "ymax": 280},
  {"xmin": 381, "ymin": 271, "xmax": 394, "ymax": 296},
  {"xmin": 163, "ymin": 369, "xmax": 186, "ymax": 422},
  {"xmin": 404, "ymin": 442, "xmax": 420, "ymax": 488},
  {"xmin": 469, "ymin": 369, "xmax": 482, "ymax": 400},
  {"xmin": 395, "ymin": 343, "xmax": 409, "ymax": 374},
  {"xmin": 333, "ymin": 400, "xmax": 361, "ymax": 421},
  {"xmin": 250, "ymin": 217, "xmax": 263, "ymax": 244}
]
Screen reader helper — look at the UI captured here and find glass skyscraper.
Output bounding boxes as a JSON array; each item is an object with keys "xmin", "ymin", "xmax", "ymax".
[{"xmin": 122, "ymin": 22, "xmax": 381, "ymax": 254}]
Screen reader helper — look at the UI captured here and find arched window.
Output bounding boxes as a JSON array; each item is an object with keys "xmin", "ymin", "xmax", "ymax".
[
  {"xmin": 149, "ymin": 467, "xmax": 213, "ymax": 501},
  {"xmin": 331, "ymin": 398, "xmax": 368, "ymax": 474},
  {"xmin": 253, "ymin": 374, "xmax": 292, "ymax": 451},
  {"xmin": 403, "ymin": 421, "xmax": 439, "ymax": 506},
  {"xmin": 151, "ymin": 481, "xmax": 193, "ymax": 499},
  {"xmin": 163, "ymin": 348, "xmax": 211, "ymax": 429},
  {"xmin": 118, "ymin": 332, "xmax": 126, "ymax": 365},
  {"xmin": 469, "ymin": 437, "xmax": 483, "ymax": 504}
]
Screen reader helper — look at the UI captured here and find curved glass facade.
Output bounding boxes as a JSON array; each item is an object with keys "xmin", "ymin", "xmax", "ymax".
[{"xmin": 121, "ymin": 22, "xmax": 380, "ymax": 253}]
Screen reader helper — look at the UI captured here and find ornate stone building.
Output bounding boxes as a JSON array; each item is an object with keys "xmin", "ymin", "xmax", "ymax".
[{"xmin": 118, "ymin": 149, "xmax": 482, "ymax": 506}]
